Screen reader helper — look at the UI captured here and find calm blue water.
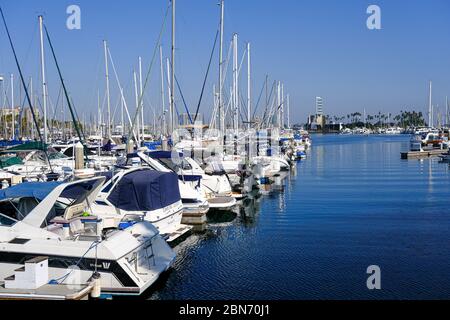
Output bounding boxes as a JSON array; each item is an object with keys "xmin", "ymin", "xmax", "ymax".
[{"xmin": 148, "ymin": 134, "xmax": 450, "ymax": 300}]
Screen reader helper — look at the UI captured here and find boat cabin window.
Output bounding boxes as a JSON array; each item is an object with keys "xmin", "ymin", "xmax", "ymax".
[
  {"xmin": 101, "ymin": 176, "xmax": 118, "ymax": 193},
  {"xmin": 0, "ymin": 197, "xmax": 40, "ymax": 221},
  {"xmin": 158, "ymin": 158, "xmax": 192, "ymax": 171},
  {"xmin": 0, "ymin": 213, "xmax": 16, "ymax": 227}
]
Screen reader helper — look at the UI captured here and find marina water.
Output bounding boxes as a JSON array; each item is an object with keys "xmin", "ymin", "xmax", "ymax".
[{"xmin": 148, "ymin": 134, "xmax": 450, "ymax": 299}]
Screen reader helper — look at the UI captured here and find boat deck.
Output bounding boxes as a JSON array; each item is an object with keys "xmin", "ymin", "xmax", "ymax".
[{"xmin": 0, "ymin": 282, "xmax": 94, "ymax": 300}]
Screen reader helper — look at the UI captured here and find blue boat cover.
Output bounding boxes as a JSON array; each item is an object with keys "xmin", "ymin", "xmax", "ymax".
[
  {"xmin": 0, "ymin": 182, "xmax": 61, "ymax": 201},
  {"xmin": 107, "ymin": 170, "xmax": 181, "ymax": 211},
  {"xmin": 0, "ymin": 140, "xmax": 23, "ymax": 148},
  {"xmin": 147, "ymin": 150, "xmax": 183, "ymax": 159},
  {"xmin": 143, "ymin": 141, "xmax": 162, "ymax": 150}
]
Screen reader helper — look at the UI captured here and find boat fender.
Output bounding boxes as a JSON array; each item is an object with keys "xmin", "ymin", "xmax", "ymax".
[{"xmin": 89, "ymin": 272, "xmax": 101, "ymax": 298}]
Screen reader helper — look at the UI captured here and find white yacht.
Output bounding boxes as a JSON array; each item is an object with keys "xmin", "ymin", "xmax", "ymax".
[
  {"xmin": 0, "ymin": 177, "xmax": 175, "ymax": 296},
  {"xmin": 123, "ymin": 152, "xmax": 210, "ymax": 216},
  {"xmin": 92, "ymin": 167, "xmax": 192, "ymax": 243},
  {"xmin": 161, "ymin": 155, "xmax": 237, "ymax": 210}
]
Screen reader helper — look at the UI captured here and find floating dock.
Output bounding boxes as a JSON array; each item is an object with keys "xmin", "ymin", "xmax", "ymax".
[
  {"xmin": 0, "ymin": 283, "xmax": 95, "ymax": 300},
  {"xmin": 401, "ymin": 149, "xmax": 447, "ymax": 159}
]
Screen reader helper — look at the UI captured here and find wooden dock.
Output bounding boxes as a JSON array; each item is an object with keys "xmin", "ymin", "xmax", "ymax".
[
  {"xmin": 401, "ymin": 149, "xmax": 447, "ymax": 159},
  {"xmin": 0, "ymin": 283, "xmax": 95, "ymax": 300}
]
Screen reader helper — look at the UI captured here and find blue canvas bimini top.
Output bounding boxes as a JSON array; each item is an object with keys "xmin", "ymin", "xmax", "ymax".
[
  {"xmin": 0, "ymin": 182, "xmax": 61, "ymax": 201},
  {"xmin": 107, "ymin": 170, "xmax": 181, "ymax": 211}
]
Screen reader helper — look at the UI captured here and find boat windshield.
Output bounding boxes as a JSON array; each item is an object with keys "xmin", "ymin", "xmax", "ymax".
[
  {"xmin": 0, "ymin": 197, "xmax": 40, "ymax": 221},
  {"xmin": 0, "ymin": 212, "xmax": 17, "ymax": 226},
  {"xmin": 157, "ymin": 158, "xmax": 192, "ymax": 172}
]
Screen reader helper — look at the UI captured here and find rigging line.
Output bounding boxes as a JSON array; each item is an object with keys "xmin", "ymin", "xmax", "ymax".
[
  {"xmin": 239, "ymin": 92, "xmax": 248, "ymax": 122},
  {"xmin": 168, "ymin": 65, "xmax": 191, "ymax": 124},
  {"xmin": 127, "ymin": 2, "xmax": 170, "ymax": 140},
  {"xmin": 193, "ymin": 27, "xmax": 220, "ymax": 123},
  {"xmin": 0, "ymin": 6, "xmax": 43, "ymax": 142},
  {"xmin": 43, "ymin": 24, "xmax": 87, "ymax": 161},
  {"xmin": 219, "ymin": 39, "xmax": 233, "ymax": 99},
  {"xmin": 70, "ymin": 95, "xmax": 87, "ymax": 142},
  {"xmin": 252, "ymin": 78, "xmax": 267, "ymax": 118},
  {"xmin": 51, "ymin": 85, "xmax": 62, "ymax": 123},
  {"xmin": 0, "ymin": 6, "xmax": 53, "ymax": 170},
  {"xmin": 110, "ymin": 90, "xmax": 123, "ymax": 123},
  {"xmin": 261, "ymin": 81, "xmax": 276, "ymax": 126},
  {"xmin": 107, "ymin": 48, "xmax": 138, "ymax": 142}
]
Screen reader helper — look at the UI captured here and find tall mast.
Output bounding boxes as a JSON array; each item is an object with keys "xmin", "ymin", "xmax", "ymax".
[
  {"xmin": 287, "ymin": 94, "xmax": 290, "ymax": 129},
  {"xmin": 219, "ymin": 0, "xmax": 225, "ymax": 133},
  {"xmin": 38, "ymin": 16, "xmax": 48, "ymax": 143},
  {"xmin": 103, "ymin": 40, "xmax": 111, "ymax": 139},
  {"xmin": 445, "ymin": 96, "xmax": 448, "ymax": 126},
  {"xmin": 97, "ymin": 89, "xmax": 102, "ymax": 136},
  {"xmin": 10, "ymin": 73, "xmax": 14, "ymax": 140},
  {"xmin": 166, "ymin": 58, "xmax": 172, "ymax": 136},
  {"xmin": 170, "ymin": 0, "xmax": 176, "ymax": 135},
  {"xmin": 281, "ymin": 83, "xmax": 284, "ymax": 129},
  {"xmin": 29, "ymin": 76, "xmax": 32, "ymax": 138},
  {"xmin": 159, "ymin": 45, "xmax": 166, "ymax": 136},
  {"xmin": 428, "ymin": 80, "xmax": 432, "ymax": 127},
  {"xmin": 133, "ymin": 70, "xmax": 140, "ymax": 145},
  {"xmin": 139, "ymin": 56, "xmax": 144, "ymax": 142},
  {"xmin": 247, "ymin": 42, "xmax": 251, "ymax": 130},
  {"xmin": 0, "ymin": 76, "xmax": 4, "ymax": 138},
  {"xmin": 232, "ymin": 33, "xmax": 238, "ymax": 135},
  {"xmin": 277, "ymin": 81, "xmax": 281, "ymax": 128},
  {"xmin": 120, "ymin": 87, "xmax": 124, "ymax": 135}
]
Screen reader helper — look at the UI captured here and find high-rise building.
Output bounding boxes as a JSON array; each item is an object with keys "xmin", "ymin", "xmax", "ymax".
[{"xmin": 316, "ymin": 97, "xmax": 323, "ymax": 116}]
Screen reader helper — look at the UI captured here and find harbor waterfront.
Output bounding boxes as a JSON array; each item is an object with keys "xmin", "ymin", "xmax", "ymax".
[
  {"xmin": 148, "ymin": 134, "xmax": 450, "ymax": 300},
  {"xmin": 1, "ymin": 1, "xmax": 450, "ymax": 305}
]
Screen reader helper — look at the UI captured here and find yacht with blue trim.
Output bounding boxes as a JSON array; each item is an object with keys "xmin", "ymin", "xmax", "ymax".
[
  {"xmin": 123, "ymin": 151, "xmax": 210, "ymax": 216},
  {"xmin": 92, "ymin": 167, "xmax": 192, "ymax": 243},
  {"xmin": 0, "ymin": 177, "xmax": 176, "ymax": 296}
]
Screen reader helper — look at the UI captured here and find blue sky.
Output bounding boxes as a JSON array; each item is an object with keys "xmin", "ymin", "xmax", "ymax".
[{"xmin": 0, "ymin": 0, "xmax": 449, "ymax": 125}]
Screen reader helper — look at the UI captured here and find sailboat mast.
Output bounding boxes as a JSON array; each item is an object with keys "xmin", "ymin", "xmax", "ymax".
[
  {"xmin": 38, "ymin": 15, "xmax": 48, "ymax": 143},
  {"xmin": 287, "ymin": 94, "xmax": 290, "ymax": 129},
  {"xmin": 281, "ymin": 83, "xmax": 284, "ymax": 129},
  {"xmin": 277, "ymin": 81, "xmax": 281, "ymax": 128},
  {"xmin": 133, "ymin": 70, "xmax": 140, "ymax": 146},
  {"xmin": 120, "ymin": 87, "xmax": 124, "ymax": 135},
  {"xmin": 170, "ymin": 0, "xmax": 176, "ymax": 135},
  {"xmin": 428, "ymin": 80, "xmax": 432, "ymax": 127},
  {"xmin": 159, "ymin": 45, "xmax": 166, "ymax": 136},
  {"xmin": 103, "ymin": 40, "xmax": 112, "ymax": 139},
  {"xmin": 446, "ymin": 96, "xmax": 449, "ymax": 126},
  {"xmin": 29, "ymin": 76, "xmax": 32, "ymax": 138},
  {"xmin": 219, "ymin": 0, "xmax": 225, "ymax": 133},
  {"xmin": 139, "ymin": 56, "xmax": 144, "ymax": 142},
  {"xmin": 247, "ymin": 42, "xmax": 251, "ymax": 131},
  {"xmin": 10, "ymin": 73, "xmax": 14, "ymax": 140},
  {"xmin": 232, "ymin": 33, "xmax": 238, "ymax": 135}
]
